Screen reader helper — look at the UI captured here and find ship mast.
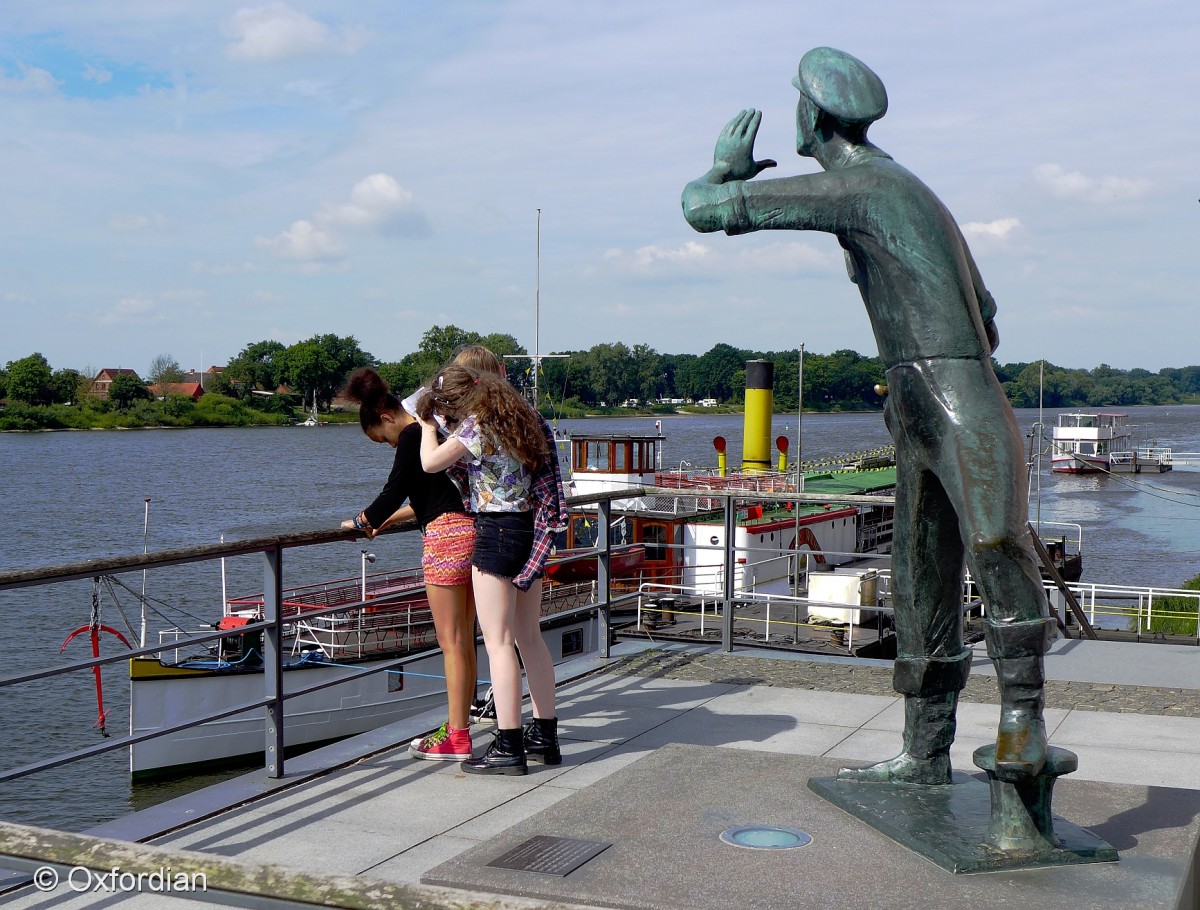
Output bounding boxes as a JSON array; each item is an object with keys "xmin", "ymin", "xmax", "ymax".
[
  {"xmin": 507, "ymin": 208, "xmax": 566, "ymax": 411},
  {"xmin": 534, "ymin": 207, "xmax": 541, "ymax": 407}
]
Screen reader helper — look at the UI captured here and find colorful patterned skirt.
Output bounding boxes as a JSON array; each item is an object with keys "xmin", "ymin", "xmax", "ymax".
[{"xmin": 422, "ymin": 511, "xmax": 475, "ymax": 587}]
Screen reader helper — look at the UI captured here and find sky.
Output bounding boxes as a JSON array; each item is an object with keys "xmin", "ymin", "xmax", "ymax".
[{"xmin": 1, "ymin": 1, "xmax": 1197, "ymax": 378}]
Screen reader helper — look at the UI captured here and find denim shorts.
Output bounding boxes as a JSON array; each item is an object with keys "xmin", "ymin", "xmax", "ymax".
[{"xmin": 472, "ymin": 511, "xmax": 534, "ymax": 579}]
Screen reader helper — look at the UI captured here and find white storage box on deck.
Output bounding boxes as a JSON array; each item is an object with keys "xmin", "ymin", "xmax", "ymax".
[{"xmin": 807, "ymin": 569, "xmax": 878, "ymax": 625}]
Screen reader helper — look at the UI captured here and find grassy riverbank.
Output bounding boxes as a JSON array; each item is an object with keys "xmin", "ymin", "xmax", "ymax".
[{"xmin": 0, "ymin": 394, "xmax": 294, "ymax": 431}]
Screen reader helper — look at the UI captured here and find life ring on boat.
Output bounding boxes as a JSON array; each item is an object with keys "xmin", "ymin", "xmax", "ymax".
[{"xmin": 788, "ymin": 527, "xmax": 827, "ymax": 564}]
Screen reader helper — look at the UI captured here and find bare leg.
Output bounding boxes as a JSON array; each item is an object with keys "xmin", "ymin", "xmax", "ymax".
[
  {"xmin": 472, "ymin": 568, "xmax": 522, "ymax": 729},
  {"xmin": 512, "ymin": 577, "xmax": 556, "ymax": 720},
  {"xmin": 426, "ymin": 582, "xmax": 475, "ymax": 730}
]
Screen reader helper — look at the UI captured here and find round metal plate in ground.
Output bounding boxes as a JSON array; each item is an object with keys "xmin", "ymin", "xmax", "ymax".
[{"xmin": 719, "ymin": 826, "xmax": 813, "ymax": 850}]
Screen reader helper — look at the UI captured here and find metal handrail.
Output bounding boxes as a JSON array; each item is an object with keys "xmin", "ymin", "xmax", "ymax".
[{"xmin": 0, "ymin": 512, "xmax": 620, "ymax": 789}]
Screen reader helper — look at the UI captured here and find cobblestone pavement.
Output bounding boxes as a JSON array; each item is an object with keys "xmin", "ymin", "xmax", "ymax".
[{"xmin": 605, "ymin": 649, "xmax": 1200, "ymax": 718}]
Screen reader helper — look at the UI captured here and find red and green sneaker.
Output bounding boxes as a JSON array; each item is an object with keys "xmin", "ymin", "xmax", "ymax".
[{"xmin": 410, "ymin": 724, "xmax": 473, "ymax": 761}]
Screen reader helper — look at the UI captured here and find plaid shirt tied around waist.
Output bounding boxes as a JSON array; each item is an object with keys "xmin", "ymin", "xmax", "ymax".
[{"xmin": 513, "ymin": 419, "xmax": 569, "ymax": 591}]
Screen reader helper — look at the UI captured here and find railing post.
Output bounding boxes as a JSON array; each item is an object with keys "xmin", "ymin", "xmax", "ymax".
[
  {"xmin": 722, "ymin": 495, "xmax": 736, "ymax": 653},
  {"xmin": 597, "ymin": 500, "xmax": 612, "ymax": 659},
  {"xmin": 262, "ymin": 545, "xmax": 285, "ymax": 778}
]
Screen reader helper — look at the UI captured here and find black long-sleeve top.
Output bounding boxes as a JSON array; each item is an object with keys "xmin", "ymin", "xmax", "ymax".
[{"xmin": 363, "ymin": 423, "xmax": 467, "ymax": 531}]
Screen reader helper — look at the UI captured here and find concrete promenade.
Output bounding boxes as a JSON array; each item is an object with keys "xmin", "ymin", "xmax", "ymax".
[{"xmin": 5, "ymin": 636, "xmax": 1199, "ymax": 909}]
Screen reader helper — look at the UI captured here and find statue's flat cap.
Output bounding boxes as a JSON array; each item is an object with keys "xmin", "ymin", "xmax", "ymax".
[{"xmin": 793, "ymin": 47, "xmax": 887, "ymax": 125}]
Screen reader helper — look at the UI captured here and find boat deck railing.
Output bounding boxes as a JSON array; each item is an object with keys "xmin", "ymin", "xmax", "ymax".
[
  {"xmin": 1053, "ymin": 580, "xmax": 1200, "ymax": 642},
  {"xmin": 633, "ymin": 575, "xmax": 901, "ymax": 653},
  {"xmin": 1160, "ymin": 450, "xmax": 1200, "ymax": 468}
]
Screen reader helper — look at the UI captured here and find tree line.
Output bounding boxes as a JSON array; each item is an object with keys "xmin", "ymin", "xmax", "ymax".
[{"xmin": 3, "ymin": 326, "xmax": 1200, "ymax": 431}]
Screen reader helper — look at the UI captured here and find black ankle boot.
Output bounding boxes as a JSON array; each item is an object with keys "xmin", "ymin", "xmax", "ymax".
[
  {"xmin": 524, "ymin": 716, "xmax": 561, "ymax": 765},
  {"xmin": 461, "ymin": 727, "xmax": 526, "ymax": 776}
]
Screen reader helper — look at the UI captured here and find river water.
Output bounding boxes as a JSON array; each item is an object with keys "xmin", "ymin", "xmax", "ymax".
[{"xmin": 2, "ymin": 405, "xmax": 1199, "ymax": 831}]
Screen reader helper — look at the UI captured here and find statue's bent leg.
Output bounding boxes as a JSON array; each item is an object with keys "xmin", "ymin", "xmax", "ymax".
[
  {"xmin": 838, "ymin": 653, "xmax": 971, "ymax": 784},
  {"xmin": 959, "ymin": 439, "xmax": 1054, "ymax": 783},
  {"xmin": 983, "ymin": 616, "xmax": 1055, "ymax": 782}
]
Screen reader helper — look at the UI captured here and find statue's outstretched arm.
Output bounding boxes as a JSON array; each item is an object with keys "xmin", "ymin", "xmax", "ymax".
[{"xmin": 682, "ymin": 110, "xmax": 776, "ymax": 233}]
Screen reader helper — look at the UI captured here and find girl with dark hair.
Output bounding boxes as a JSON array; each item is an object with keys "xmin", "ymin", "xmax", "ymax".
[
  {"xmin": 340, "ymin": 367, "xmax": 478, "ymax": 761},
  {"xmin": 418, "ymin": 363, "xmax": 567, "ymax": 775}
]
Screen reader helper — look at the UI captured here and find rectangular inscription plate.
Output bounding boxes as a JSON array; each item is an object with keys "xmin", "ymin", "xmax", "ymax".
[{"xmin": 486, "ymin": 835, "xmax": 612, "ymax": 876}]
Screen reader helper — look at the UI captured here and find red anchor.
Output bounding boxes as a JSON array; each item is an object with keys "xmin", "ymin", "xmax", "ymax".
[{"xmin": 61, "ymin": 577, "xmax": 131, "ymax": 737}]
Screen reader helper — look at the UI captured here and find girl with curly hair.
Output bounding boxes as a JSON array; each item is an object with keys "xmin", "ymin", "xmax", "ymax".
[{"xmin": 418, "ymin": 363, "xmax": 567, "ymax": 775}]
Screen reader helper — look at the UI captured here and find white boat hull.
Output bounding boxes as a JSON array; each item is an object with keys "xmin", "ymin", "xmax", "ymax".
[
  {"xmin": 1051, "ymin": 454, "xmax": 1106, "ymax": 473},
  {"xmin": 130, "ymin": 617, "xmax": 598, "ymax": 778}
]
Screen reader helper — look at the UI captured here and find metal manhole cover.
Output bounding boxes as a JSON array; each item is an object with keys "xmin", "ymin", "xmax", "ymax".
[
  {"xmin": 486, "ymin": 835, "xmax": 612, "ymax": 876},
  {"xmin": 720, "ymin": 825, "xmax": 813, "ymax": 850}
]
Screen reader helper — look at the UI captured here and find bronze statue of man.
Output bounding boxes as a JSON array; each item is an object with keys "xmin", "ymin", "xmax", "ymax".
[{"xmin": 682, "ymin": 47, "xmax": 1054, "ymax": 785}]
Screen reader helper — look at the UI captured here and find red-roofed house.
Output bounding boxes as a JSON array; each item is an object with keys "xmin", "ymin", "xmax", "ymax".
[
  {"xmin": 149, "ymin": 382, "xmax": 205, "ymax": 402},
  {"xmin": 89, "ymin": 369, "xmax": 141, "ymax": 401}
]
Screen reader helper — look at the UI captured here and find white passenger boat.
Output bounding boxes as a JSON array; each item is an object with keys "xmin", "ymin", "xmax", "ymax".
[{"xmin": 1051, "ymin": 412, "xmax": 1171, "ymax": 473}]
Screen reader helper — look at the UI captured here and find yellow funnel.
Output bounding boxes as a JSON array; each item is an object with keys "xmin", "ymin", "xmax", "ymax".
[{"xmin": 742, "ymin": 360, "xmax": 773, "ymax": 474}]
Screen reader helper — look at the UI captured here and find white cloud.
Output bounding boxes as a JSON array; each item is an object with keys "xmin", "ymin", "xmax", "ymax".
[
  {"xmin": 258, "ymin": 174, "xmax": 426, "ymax": 261},
  {"xmin": 191, "ymin": 260, "xmax": 257, "ymax": 275},
  {"xmin": 736, "ymin": 242, "xmax": 840, "ymax": 273},
  {"xmin": 962, "ymin": 217, "xmax": 1021, "ymax": 240},
  {"xmin": 0, "ymin": 64, "xmax": 59, "ymax": 93},
  {"xmin": 98, "ymin": 297, "xmax": 160, "ymax": 325},
  {"xmin": 1033, "ymin": 164, "xmax": 1150, "ymax": 204},
  {"xmin": 604, "ymin": 241, "xmax": 714, "ymax": 272},
  {"xmin": 256, "ymin": 219, "xmax": 345, "ymax": 261},
  {"xmin": 224, "ymin": 4, "xmax": 359, "ymax": 61},
  {"xmin": 160, "ymin": 288, "xmax": 205, "ymax": 302},
  {"xmin": 109, "ymin": 213, "xmax": 171, "ymax": 232},
  {"xmin": 320, "ymin": 173, "xmax": 423, "ymax": 232},
  {"xmin": 82, "ymin": 63, "xmax": 112, "ymax": 84},
  {"xmin": 603, "ymin": 240, "xmax": 838, "ymax": 277}
]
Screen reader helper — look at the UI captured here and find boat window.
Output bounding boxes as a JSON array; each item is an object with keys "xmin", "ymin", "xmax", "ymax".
[
  {"xmin": 560, "ymin": 628, "xmax": 584, "ymax": 658},
  {"xmin": 635, "ymin": 440, "xmax": 657, "ymax": 472},
  {"xmin": 613, "ymin": 443, "xmax": 630, "ymax": 472},
  {"xmin": 643, "ymin": 523, "xmax": 669, "ymax": 561},
  {"xmin": 571, "ymin": 516, "xmax": 598, "ymax": 549},
  {"xmin": 587, "ymin": 441, "xmax": 610, "ymax": 471},
  {"xmin": 1079, "ymin": 443, "xmax": 1095, "ymax": 455}
]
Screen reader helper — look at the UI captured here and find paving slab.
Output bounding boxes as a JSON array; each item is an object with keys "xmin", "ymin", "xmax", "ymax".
[{"xmin": 424, "ymin": 744, "xmax": 1200, "ymax": 910}]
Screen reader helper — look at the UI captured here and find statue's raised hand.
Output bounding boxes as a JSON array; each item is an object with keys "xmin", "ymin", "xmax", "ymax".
[{"xmin": 712, "ymin": 109, "xmax": 777, "ymax": 182}]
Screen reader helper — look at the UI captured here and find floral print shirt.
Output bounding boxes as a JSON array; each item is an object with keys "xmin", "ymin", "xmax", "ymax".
[{"xmin": 450, "ymin": 415, "xmax": 534, "ymax": 512}]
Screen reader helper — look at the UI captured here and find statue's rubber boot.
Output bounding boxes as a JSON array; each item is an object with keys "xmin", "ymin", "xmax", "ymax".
[
  {"xmin": 837, "ymin": 692, "xmax": 958, "ymax": 784},
  {"xmin": 985, "ymin": 617, "xmax": 1055, "ymax": 782},
  {"xmin": 461, "ymin": 727, "xmax": 527, "ymax": 776},
  {"xmin": 838, "ymin": 651, "xmax": 970, "ymax": 785},
  {"xmin": 523, "ymin": 716, "xmax": 562, "ymax": 765}
]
